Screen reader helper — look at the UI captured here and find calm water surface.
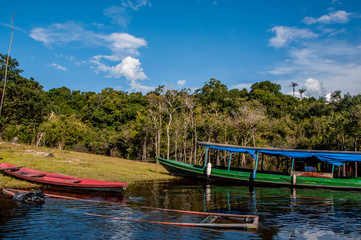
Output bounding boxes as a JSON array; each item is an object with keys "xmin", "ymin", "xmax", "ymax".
[{"xmin": 1, "ymin": 179, "xmax": 361, "ymax": 239}]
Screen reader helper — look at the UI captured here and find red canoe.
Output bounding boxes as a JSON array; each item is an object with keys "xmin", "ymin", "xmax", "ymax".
[{"xmin": 0, "ymin": 162, "xmax": 127, "ymax": 192}]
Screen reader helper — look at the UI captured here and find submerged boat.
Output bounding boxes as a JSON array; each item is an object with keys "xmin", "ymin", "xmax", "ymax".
[
  {"xmin": 2, "ymin": 188, "xmax": 258, "ymax": 229},
  {"xmin": 85, "ymin": 212, "xmax": 259, "ymax": 230},
  {"xmin": 157, "ymin": 142, "xmax": 361, "ymax": 190},
  {"xmin": 3, "ymin": 188, "xmax": 46, "ymax": 204},
  {"xmin": 0, "ymin": 163, "xmax": 127, "ymax": 192}
]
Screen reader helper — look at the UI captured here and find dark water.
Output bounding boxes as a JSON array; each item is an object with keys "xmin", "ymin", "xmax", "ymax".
[{"xmin": 1, "ymin": 179, "xmax": 361, "ymax": 239}]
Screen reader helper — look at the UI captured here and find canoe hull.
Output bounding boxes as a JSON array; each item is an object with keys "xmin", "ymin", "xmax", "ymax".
[
  {"xmin": 0, "ymin": 163, "xmax": 127, "ymax": 192},
  {"xmin": 85, "ymin": 212, "xmax": 259, "ymax": 230},
  {"xmin": 157, "ymin": 157, "xmax": 361, "ymax": 190}
]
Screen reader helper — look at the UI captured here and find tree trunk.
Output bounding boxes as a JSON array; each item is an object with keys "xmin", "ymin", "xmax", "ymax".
[
  {"xmin": 142, "ymin": 134, "xmax": 147, "ymax": 161},
  {"xmin": 174, "ymin": 128, "xmax": 178, "ymax": 161},
  {"xmin": 36, "ymin": 111, "xmax": 54, "ymax": 146},
  {"xmin": 167, "ymin": 113, "xmax": 172, "ymax": 160}
]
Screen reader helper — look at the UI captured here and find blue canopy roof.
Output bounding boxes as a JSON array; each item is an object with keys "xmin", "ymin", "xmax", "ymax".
[{"xmin": 199, "ymin": 142, "xmax": 361, "ymax": 166}]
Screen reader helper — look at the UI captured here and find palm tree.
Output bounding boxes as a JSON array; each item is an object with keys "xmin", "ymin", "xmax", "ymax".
[
  {"xmin": 299, "ymin": 89, "xmax": 305, "ymax": 99},
  {"xmin": 289, "ymin": 82, "xmax": 298, "ymax": 97}
]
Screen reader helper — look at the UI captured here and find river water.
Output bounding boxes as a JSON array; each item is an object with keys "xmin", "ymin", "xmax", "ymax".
[{"xmin": 1, "ymin": 179, "xmax": 361, "ymax": 239}]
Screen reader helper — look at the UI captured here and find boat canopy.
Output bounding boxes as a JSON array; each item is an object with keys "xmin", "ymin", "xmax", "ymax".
[{"xmin": 198, "ymin": 142, "xmax": 361, "ymax": 166}]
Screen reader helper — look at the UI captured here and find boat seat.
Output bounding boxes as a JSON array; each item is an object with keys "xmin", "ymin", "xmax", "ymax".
[
  {"xmin": 18, "ymin": 172, "xmax": 46, "ymax": 178},
  {"xmin": 63, "ymin": 179, "xmax": 83, "ymax": 183},
  {"xmin": 1, "ymin": 166, "xmax": 23, "ymax": 171}
]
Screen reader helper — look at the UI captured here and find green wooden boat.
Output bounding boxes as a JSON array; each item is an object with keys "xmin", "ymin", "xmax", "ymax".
[{"xmin": 157, "ymin": 142, "xmax": 361, "ymax": 190}]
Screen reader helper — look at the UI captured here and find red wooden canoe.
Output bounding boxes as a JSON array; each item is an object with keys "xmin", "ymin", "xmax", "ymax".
[{"xmin": 0, "ymin": 162, "xmax": 127, "ymax": 192}]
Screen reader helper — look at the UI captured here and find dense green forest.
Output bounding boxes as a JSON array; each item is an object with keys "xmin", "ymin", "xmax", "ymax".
[{"xmin": 1, "ymin": 54, "xmax": 360, "ymax": 164}]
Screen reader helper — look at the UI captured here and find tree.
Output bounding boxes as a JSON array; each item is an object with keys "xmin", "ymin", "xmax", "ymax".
[
  {"xmin": 290, "ymin": 82, "xmax": 298, "ymax": 97},
  {"xmin": 38, "ymin": 114, "xmax": 89, "ymax": 150},
  {"xmin": 0, "ymin": 56, "xmax": 48, "ymax": 138},
  {"xmin": 163, "ymin": 89, "xmax": 183, "ymax": 160},
  {"xmin": 195, "ymin": 78, "xmax": 228, "ymax": 108},
  {"xmin": 299, "ymin": 89, "xmax": 305, "ymax": 99},
  {"xmin": 250, "ymin": 81, "xmax": 281, "ymax": 95}
]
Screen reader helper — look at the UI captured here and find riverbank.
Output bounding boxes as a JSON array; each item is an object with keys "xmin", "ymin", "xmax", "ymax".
[{"xmin": 0, "ymin": 142, "xmax": 176, "ymax": 189}]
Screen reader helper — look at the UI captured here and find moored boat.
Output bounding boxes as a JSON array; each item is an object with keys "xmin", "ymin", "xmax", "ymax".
[
  {"xmin": 157, "ymin": 142, "xmax": 361, "ymax": 190},
  {"xmin": 0, "ymin": 162, "xmax": 127, "ymax": 192}
]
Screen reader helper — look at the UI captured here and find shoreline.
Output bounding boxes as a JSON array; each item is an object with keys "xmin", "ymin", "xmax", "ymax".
[{"xmin": 0, "ymin": 142, "xmax": 176, "ymax": 190}]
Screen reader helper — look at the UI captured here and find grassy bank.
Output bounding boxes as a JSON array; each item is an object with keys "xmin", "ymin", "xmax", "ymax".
[{"xmin": 0, "ymin": 142, "xmax": 176, "ymax": 189}]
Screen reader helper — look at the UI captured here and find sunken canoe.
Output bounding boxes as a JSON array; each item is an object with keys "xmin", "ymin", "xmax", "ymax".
[
  {"xmin": 0, "ymin": 162, "xmax": 127, "ymax": 192},
  {"xmin": 85, "ymin": 212, "xmax": 259, "ymax": 230},
  {"xmin": 157, "ymin": 142, "xmax": 361, "ymax": 190},
  {"xmin": 3, "ymin": 188, "xmax": 258, "ymax": 229}
]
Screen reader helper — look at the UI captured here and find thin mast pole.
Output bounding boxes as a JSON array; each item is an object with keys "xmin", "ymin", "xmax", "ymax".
[{"xmin": 0, "ymin": 12, "xmax": 15, "ymax": 118}]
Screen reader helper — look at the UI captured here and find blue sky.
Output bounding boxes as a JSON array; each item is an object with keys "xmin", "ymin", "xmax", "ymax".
[{"xmin": 1, "ymin": 0, "xmax": 361, "ymax": 98}]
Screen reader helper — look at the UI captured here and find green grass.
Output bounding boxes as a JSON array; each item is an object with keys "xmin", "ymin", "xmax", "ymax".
[{"xmin": 0, "ymin": 141, "xmax": 176, "ymax": 189}]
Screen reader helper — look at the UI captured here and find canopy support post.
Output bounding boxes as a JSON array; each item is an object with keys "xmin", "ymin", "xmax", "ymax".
[
  {"xmin": 290, "ymin": 158, "xmax": 295, "ymax": 176},
  {"xmin": 203, "ymin": 147, "xmax": 209, "ymax": 169},
  {"xmin": 332, "ymin": 165, "xmax": 335, "ymax": 174},
  {"xmin": 355, "ymin": 162, "xmax": 358, "ymax": 177},
  {"xmin": 252, "ymin": 151, "xmax": 260, "ymax": 179},
  {"xmin": 228, "ymin": 152, "xmax": 232, "ymax": 171}
]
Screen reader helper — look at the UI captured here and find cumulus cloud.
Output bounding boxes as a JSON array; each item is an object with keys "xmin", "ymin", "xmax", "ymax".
[
  {"xmin": 91, "ymin": 56, "xmax": 152, "ymax": 92},
  {"xmin": 104, "ymin": 56, "xmax": 146, "ymax": 80},
  {"xmin": 269, "ymin": 26, "xmax": 318, "ymax": 48},
  {"xmin": 304, "ymin": 78, "xmax": 324, "ymax": 97},
  {"xmin": 48, "ymin": 63, "xmax": 67, "ymax": 71},
  {"xmin": 303, "ymin": 10, "xmax": 351, "ymax": 25},
  {"xmin": 268, "ymin": 42, "xmax": 361, "ymax": 96},
  {"xmin": 121, "ymin": 0, "xmax": 151, "ymax": 10},
  {"xmin": 177, "ymin": 80, "xmax": 186, "ymax": 87},
  {"xmin": 30, "ymin": 21, "xmax": 151, "ymax": 92}
]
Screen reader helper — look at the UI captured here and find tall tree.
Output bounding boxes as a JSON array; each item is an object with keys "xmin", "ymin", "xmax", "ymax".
[
  {"xmin": 299, "ymin": 89, "xmax": 305, "ymax": 99},
  {"xmin": 290, "ymin": 82, "xmax": 298, "ymax": 97},
  {"xmin": 164, "ymin": 89, "xmax": 183, "ymax": 160}
]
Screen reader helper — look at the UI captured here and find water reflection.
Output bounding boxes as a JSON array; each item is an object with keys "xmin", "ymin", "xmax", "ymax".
[{"xmin": 1, "ymin": 179, "xmax": 361, "ymax": 239}]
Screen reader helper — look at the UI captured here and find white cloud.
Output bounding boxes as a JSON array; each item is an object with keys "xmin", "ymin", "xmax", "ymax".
[
  {"xmin": 268, "ymin": 42, "xmax": 361, "ymax": 96},
  {"xmin": 29, "ymin": 22, "xmax": 146, "ymax": 57},
  {"xmin": 30, "ymin": 21, "xmax": 102, "ymax": 47},
  {"xmin": 48, "ymin": 63, "xmax": 67, "ymax": 71},
  {"xmin": 107, "ymin": 56, "xmax": 147, "ymax": 80},
  {"xmin": 269, "ymin": 26, "xmax": 318, "ymax": 48},
  {"xmin": 177, "ymin": 80, "xmax": 186, "ymax": 87},
  {"xmin": 303, "ymin": 10, "xmax": 351, "ymax": 25},
  {"xmin": 121, "ymin": 0, "xmax": 151, "ymax": 10},
  {"xmin": 304, "ymin": 78, "xmax": 323, "ymax": 97},
  {"xmin": 92, "ymin": 56, "xmax": 152, "ymax": 92},
  {"xmin": 30, "ymin": 21, "xmax": 151, "ymax": 92},
  {"xmin": 103, "ymin": 6, "xmax": 129, "ymax": 28},
  {"xmin": 92, "ymin": 32, "xmax": 147, "ymax": 62}
]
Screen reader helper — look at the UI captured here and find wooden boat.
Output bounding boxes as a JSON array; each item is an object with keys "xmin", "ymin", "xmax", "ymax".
[
  {"xmin": 85, "ymin": 212, "xmax": 259, "ymax": 229},
  {"xmin": 157, "ymin": 142, "xmax": 361, "ymax": 190},
  {"xmin": 0, "ymin": 163, "xmax": 127, "ymax": 192}
]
